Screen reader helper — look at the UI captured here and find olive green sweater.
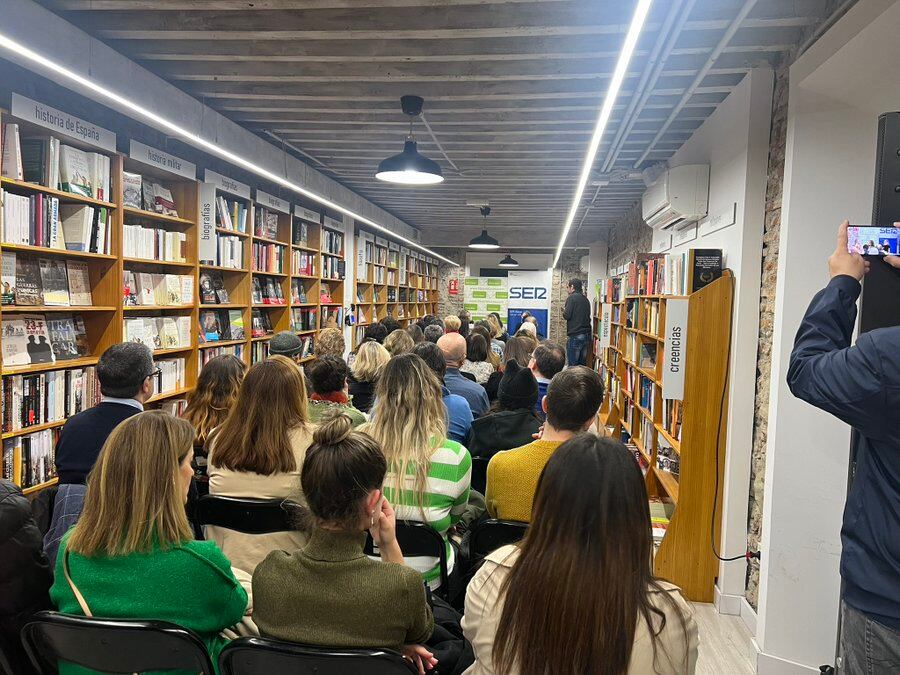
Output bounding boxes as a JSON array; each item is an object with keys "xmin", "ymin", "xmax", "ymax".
[{"xmin": 253, "ymin": 528, "xmax": 433, "ymax": 650}]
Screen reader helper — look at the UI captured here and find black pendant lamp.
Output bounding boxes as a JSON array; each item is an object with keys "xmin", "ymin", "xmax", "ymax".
[
  {"xmin": 468, "ymin": 206, "xmax": 500, "ymax": 250},
  {"xmin": 498, "ymin": 253, "xmax": 519, "ymax": 268},
  {"xmin": 375, "ymin": 95, "xmax": 444, "ymax": 186}
]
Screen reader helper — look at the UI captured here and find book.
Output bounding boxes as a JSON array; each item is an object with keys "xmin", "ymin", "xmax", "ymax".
[
  {"xmin": 251, "ymin": 277, "xmax": 263, "ymax": 304},
  {"xmin": 687, "ymin": 249, "xmax": 723, "ymax": 293},
  {"xmin": 38, "ymin": 258, "xmax": 70, "ymax": 306},
  {"xmin": 1, "ymin": 252, "xmax": 16, "ymax": 305},
  {"xmin": 123, "ymin": 171, "xmax": 143, "ymax": 209},
  {"xmin": 59, "ymin": 145, "xmax": 93, "ymax": 198},
  {"xmin": 213, "ymin": 273, "xmax": 229, "ymax": 304},
  {"xmin": 199, "ymin": 310, "xmax": 221, "ymax": 342},
  {"xmin": 1, "ymin": 316, "xmax": 29, "ymax": 366},
  {"xmin": 63, "ymin": 261, "xmax": 91, "ymax": 307},
  {"xmin": 20, "ymin": 138, "xmax": 48, "ymax": 185},
  {"xmin": 1, "ymin": 123, "xmax": 23, "ymax": 180},
  {"xmin": 14, "ymin": 256, "xmax": 42, "ymax": 306},
  {"xmin": 59, "ymin": 205, "xmax": 95, "ymax": 252},
  {"xmin": 161, "ymin": 317, "xmax": 180, "ymax": 348},
  {"xmin": 180, "ymin": 275, "xmax": 194, "ymax": 305},
  {"xmin": 199, "ymin": 272, "xmax": 216, "ymax": 304},
  {"xmin": 165, "ymin": 275, "xmax": 182, "ymax": 305},
  {"xmin": 46, "ymin": 314, "xmax": 80, "ymax": 360},
  {"xmin": 227, "ymin": 310, "xmax": 245, "ymax": 340},
  {"xmin": 151, "ymin": 183, "xmax": 178, "ymax": 217},
  {"xmin": 136, "ymin": 272, "xmax": 155, "ymax": 305}
]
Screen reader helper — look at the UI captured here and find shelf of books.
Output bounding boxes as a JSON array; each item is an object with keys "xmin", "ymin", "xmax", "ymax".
[
  {"xmin": 594, "ymin": 249, "xmax": 730, "ymax": 602},
  {"xmin": 290, "ymin": 206, "xmax": 322, "ymax": 363},
  {"xmin": 319, "ymin": 215, "xmax": 345, "ymax": 339}
]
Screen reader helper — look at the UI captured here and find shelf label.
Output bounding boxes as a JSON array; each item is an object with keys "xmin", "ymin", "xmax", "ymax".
[
  {"xmin": 129, "ymin": 140, "xmax": 195, "ymax": 180},
  {"xmin": 400, "ymin": 246, "xmax": 409, "ymax": 255},
  {"xmin": 389, "ymin": 241, "xmax": 400, "ymax": 251},
  {"xmin": 12, "ymin": 93, "xmax": 116, "ymax": 152},
  {"xmin": 652, "ymin": 228, "xmax": 672, "ymax": 253},
  {"xmin": 599, "ymin": 304, "xmax": 612, "ymax": 348},
  {"xmin": 673, "ymin": 223, "xmax": 698, "ymax": 246},
  {"xmin": 295, "ymin": 205, "xmax": 321, "ymax": 223},
  {"xmin": 662, "ymin": 298, "xmax": 689, "ymax": 400},
  {"xmin": 255, "ymin": 189, "xmax": 290, "ymax": 214},
  {"xmin": 198, "ymin": 182, "xmax": 217, "ymax": 263},
  {"xmin": 323, "ymin": 215, "xmax": 343, "ymax": 230},
  {"xmin": 375, "ymin": 236, "xmax": 388, "ymax": 247},
  {"xmin": 204, "ymin": 169, "xmax": 250, "ymax": 199}
]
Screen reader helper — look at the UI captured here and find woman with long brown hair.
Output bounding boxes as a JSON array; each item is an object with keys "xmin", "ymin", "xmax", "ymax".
[
  {"xmin": 207, "ymin": 355, "xmax": 313, "ymax": 573},
  {"xmin": 463, "ymin": 433, "xmax": 698, "ymax": 675},
  {"xmin": 51, "ymin": 411, "xmax": 247, "ymax": 667}
]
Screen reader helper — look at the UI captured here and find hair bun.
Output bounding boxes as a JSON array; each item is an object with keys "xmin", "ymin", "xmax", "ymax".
[{"xmin": 313, "ymin": 411, "xmax": 354, "ymax": 445}]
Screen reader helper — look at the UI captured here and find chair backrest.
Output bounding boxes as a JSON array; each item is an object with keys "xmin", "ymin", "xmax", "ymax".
[
  {"xmin": 195, "ymin": 495, "xmax": 301, "ymax": 535},
  {"xmin": 470, "ymin": 519, "xmax": 528, "ymax": 559},
  {"xmin": 219, "ymin": 637, "xmax": 418, "ymax": 675},
  {"xmin": 470, "ymin": 456, "xmax": 489, "ymax": 495},
  {"xmin": 21, "ymin": 611, "xmax": 215, "ymax": 675},
  {"xmin": 364, "ymin": 521, "xmax": 449, "ymax": 596}
]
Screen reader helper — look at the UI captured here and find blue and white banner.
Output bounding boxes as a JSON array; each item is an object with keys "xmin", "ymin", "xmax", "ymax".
[{"xmin": 507, "ymin": 270, "xmax": 552, "ymax": 337}]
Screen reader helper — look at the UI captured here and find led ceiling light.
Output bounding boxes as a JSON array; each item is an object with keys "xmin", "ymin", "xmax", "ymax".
[
  {"xmin": 468, "ymin": 206, "xmax": 500, "ymax": 250},
  {"xmin": 498, "ymin": 253, "xmax": 519, "ymax": 268},
  {"xmin": 376, "ymin": 95, "xmax": 444, "ymax": 186},
  {"xmin": 0, "ymin": 32, "xmax": 457, "ymax": 266},
  {"xmin": 552, "ymin": 0, "xmax": 654, "ymax": 267}
]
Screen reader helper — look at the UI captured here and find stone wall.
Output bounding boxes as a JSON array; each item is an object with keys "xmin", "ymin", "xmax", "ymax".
[
  {"xmin": 745, "ymin": 56, "xmax": 790, "ymax": 609},
  {"xmin": 606, "ymin": 202, "xmax": 653, "ymax": 271}
]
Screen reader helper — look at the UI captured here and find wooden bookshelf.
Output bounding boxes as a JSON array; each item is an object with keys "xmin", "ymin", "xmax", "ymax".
[{"xmin": 594, "ymin": 270, "xmax": 733, "ymax": 602}]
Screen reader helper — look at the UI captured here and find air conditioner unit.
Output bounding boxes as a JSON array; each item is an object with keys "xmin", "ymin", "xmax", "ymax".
[{"xmin": 641, "ymin": 164, "xmax": 709, "ymax": 230}]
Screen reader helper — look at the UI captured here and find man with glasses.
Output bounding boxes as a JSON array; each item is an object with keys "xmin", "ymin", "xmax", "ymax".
[{"xmin": 55, "ymin": 342, "xmax": 156, "ymax": 485}]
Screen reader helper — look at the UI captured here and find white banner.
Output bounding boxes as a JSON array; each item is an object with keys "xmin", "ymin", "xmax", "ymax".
[
  {"xmin": 203, "ymin": 169, "xmax": 250, "ymax": 199},
  {"xmin": 323, "ymin": 215, "xmax": 343, "ymax": 230},
  {"xmin": 662, "ymin": 298, "xmax": 689, "ymax": 400},
  {"xmin": 652, "ymin": 228, "xmax": 672, "ymax": 253},
  {"xmin": 599, "ymin": 304, "xmax": 613, "ymax": 349},
  {"xmin": 129, "ymin": 140, "xmax": 195, "ymax": 180},
  {"xmin": 198, "ymin": 183, "xmax": 217, "ymax": 263},
  {"xmin": 12, "ymin": 93, "xmax": 116, "ymax": 152},
  {"xmin": 255, "ymin": 189, "xmax": 290, "ymax": 214}
]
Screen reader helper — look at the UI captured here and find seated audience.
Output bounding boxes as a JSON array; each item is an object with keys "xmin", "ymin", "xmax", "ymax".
[
  {"xmin": 363, "ymin": 354, "xmax": 472, "ymax": 589},
  {"xmin": 444, "ymin": 315, "xmax": 461, "ymax": 333},
  {"xmin": 0, "ymin": 479, "xmax": 52, "ymax": 674},
  {"xmin": 314, "ymin": 327, "xmax": 346, "ymax": 359},
  {"xmin": 467, "ymin": 361, "xmax": 541, "ymax": 460},
  {"xmin": 269, "ymin": 330, "xmax": 307, "ymax": 363},
  {"xmin": 438, "ymin": 333, "xmax": 489, "ymax": 417},
  {"xmin": 347, "ymin": 323, "xmax": 388, "ymax": 369},
  {"xmin": 517, "ymin": 322, "xmax": 537, "ymax": 340},
  {"xmin": 55, "ymin": 342, "xmax": 154, "ymax": 485},
  {"xmin": 51, "ymin": 412, "xmax": 247, "ymax": 669},
  {"xmin": 207, "ymin": 355, "xmax": 313, "ymax": 573},
  {"xmin": 484, "ymin": 315, "xmax": 507, "ymax": 355},
  {"xmin": 464, "ymin": 433, "xmax": 698, "ymax": 674},
  {"xmin": 458, "ymin": 310, "xmax": 471, "ymax": 338},
  {"xmin": 472, "ymin": 324, "xmax": 502, "ymax": 369},
  {"xmin": 380, "ymin": 316, "xmax": 401, "ymax": 335},
  {"xmin": 486, "ymin": 366, "xmax": 603, "ymax": 522},
  {"xmin": 307, "ymin": 356, "xmax": 367, "ymax": 427},
  {"xmin": 529, "ymin": 340, "xmax": 565, "ymax": 419},
  {"xmin": 348, "ymin": 340, "xmax": 390, "ymax": 414},
  {"xmin": 484, "ymin": 336, "xmax": 533, "ymax": 402},
  {"xmin": 385, "ymin": 328, "xmax": 416, "ymax": 357},
  {"xmin": 488, "ymin": 312, "xmax": 509, "ymax": 342},
  {"xmin": 406, "ymin": 323, "xmax": 425, "ymax": 344},
  {"xmin": 461, "ymin": 334, "xmax": 495, "ymax": 384},
  {"xmin": 424, "ymin": 323, "xmax": 445, "ymax": 344},
  {"xmin": 413, "ymin": 341, "xmax": 474, "ymax": 444},
  {"xmin": 253, "ymin": 414, "xmax": 436, "ymax": 668}
]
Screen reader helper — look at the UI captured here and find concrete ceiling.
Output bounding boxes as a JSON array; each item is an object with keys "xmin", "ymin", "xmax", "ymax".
[{"xmin": 38, "ymin": 0, "xmax": 842, "ymax": 247}]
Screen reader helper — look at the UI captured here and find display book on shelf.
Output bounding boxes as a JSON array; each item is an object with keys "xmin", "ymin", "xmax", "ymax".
[{"xmin": 593, "ymin": 248, "xmax": 729, "ymax": 602}]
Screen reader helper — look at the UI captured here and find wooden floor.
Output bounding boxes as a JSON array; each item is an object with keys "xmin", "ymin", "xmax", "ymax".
[{"xmin": 692, "ymin": 603, "xmax": 756, "ymax": 674}]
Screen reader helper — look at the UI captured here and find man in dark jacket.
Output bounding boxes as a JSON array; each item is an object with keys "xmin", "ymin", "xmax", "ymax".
[
  {"xmin": 0, "ymin": 479, "xmax": 52, "ymax": 674},
  {"xmin": 787, "ymin": 221, "xmax": 899, "ymax": 672},
  {"xmin": 562, "ymin": 278, "xmax": 592, "ymax": 366}
]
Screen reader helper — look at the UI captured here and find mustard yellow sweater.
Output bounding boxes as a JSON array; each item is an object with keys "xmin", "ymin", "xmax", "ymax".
[{"xmin": 484, "ymin": 440, "xmax": 563, "ymax": 522}]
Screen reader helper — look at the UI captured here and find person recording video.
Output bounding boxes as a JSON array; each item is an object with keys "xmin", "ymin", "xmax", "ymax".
[{"xmin": 787, "ymin": 221, "xmax": 899, "ymax": 673}]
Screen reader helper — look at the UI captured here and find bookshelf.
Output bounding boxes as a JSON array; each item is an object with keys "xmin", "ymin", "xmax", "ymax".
[{"xmin": 595, "ymin": 262, "xmax": 733, "ymax": 602}]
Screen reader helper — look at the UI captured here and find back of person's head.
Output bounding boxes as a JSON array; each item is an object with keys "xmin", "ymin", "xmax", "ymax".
[
  {"xmin": 362, "ymin": 323, "xmax": 388, "ymax": 345},
  {"xmin": 182, "ymin": 354, "xmax": 247, "ymax": 447},
  {"xmin": 68, "ymin": 411, "xmax": 194, "ymax": 556},
  {"xmin": 351, "ymin": 340, "xmax": 390, "ymax": 384},
  {"xmin": 380, "ymin": 316, "xmax": 400, "ymax": 335},
  {"xmin": 437, "ymin": 332, "xmax": 466, "ymax": 367},
  {"xmin": 413, "ymin": 341, "xmax": 446, "ymax": 381},
  {"xmin": 97, "ymin": 342, "xmax": 154, "ymax": 398},
  {"xmin": 406, "ymin": 323, "xmax": 425, "ymax": 344},
  {"xmin": 421, "ymin": 314, "xmax": 438, "ymax": 329},
  {"xmin": 443, "ymin": 315, "xmax": 461, "ymax": 332},
  {"xmin": 494, "ymin": 433, "xmax": 687, "ymax": 674},
  {"xmin": 485, "ymin": 314, "xmax": 502, "ymax": 338},
  {"xmin": 307, "ymin": 355, "xmax": 349, "ymax": 396},
  {"xmin": 457, "ymin": 312, "xmax": 470, "ymax": 338},
  {"xmin": 424, "ymin": 324, "xmax": 444, "ymax": 344},
  {"xmin": 384, "ymin": 328, "xmax": 415, "ymax": 357},
  {"xmin": 516, "ymin": 325, "xmax": 537, "ymax": 340},
  {"xmin": 315, "ymin": 327, "xmax": 346, "ymax": 358},
  {"xmin": 210, "ymin": 355, "xmax": 309, "ymax": 475},
  {"xmin": 503, "ymin": 336, "xmax": 533, "ymax": 369},
  {"xmin": 497, "ymin": 360, "xmax": 538, "ymax": 412},
  {"xmin": 568, "ymin": 278, "xmax": 583, "ymax": 293},
  {"xmin": 515, "ymin": 331, "xmax": 539, "ymax": 353},
  {"xmin": 466, "ymin": 333, "xmax": 489, "ymax": 363},
  {"xmin": 532, "ymin": 340, "xmax": 565, "ymax": 379},
  {"xmin": 270, "ymin": 330, "xmax": 304, "ymax": 359},
  {"xmin": 544, "ymin": 366, "xmax": 603, "ymax": 431},
  {"xmin": 302, "ymin": 412, "xmax": 386, "ymax": 529},
  {"xmin": 489, "ymin": 312, "xmax": 504, "ymax": 332}
]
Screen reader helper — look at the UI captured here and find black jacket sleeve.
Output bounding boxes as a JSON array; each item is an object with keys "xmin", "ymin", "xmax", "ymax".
[
  {"xmin": 0, "ymin": 480, "xmax": 52, "ymax": 618},
  {"xmin": 563, "ymin": 294, "xmax": 573, "ymax": 321},
  {"xmin": 787, "ymin": 275, "xmax": 891, "ymax": 438}
]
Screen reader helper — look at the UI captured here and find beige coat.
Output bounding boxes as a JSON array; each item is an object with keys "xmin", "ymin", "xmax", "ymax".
[
  {"xmin": 462, "ymin": 545, "xmax": 699, "ymax": 675},
  {"xmin": 207, "ymin": 425, "xmax": 314, "ymax": 575}
]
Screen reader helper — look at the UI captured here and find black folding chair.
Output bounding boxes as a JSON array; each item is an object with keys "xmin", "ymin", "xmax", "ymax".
[
  {"xmin": 195, "ymin": 495, "xmax": 302, "ymax": 535},
  {"xmin": 470, "ymin": 456, "xmax": 489, "ymax": 495},
  {"xmin": 219, "ymin": 636, "xmax": 417, "ymax": 675},
  {"xmin": 21, "ymin": 611, "xmax": 215, "ymax": 675},
  {"xmin": 365, "ymin": 520, "xmax": 450, "ymax": 599},
  {"xmin": 470, "ymin": 519, "xmax": 528, "ymax": 560}
]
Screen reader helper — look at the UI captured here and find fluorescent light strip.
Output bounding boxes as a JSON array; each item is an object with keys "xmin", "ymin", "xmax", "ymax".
[
  {"xmin": 0, "ymin": 32, "xmax": 458, "ymax": 267},
  {"xmin": 552, "ymin": 0, "xmax": 653, "ymax": 268}
]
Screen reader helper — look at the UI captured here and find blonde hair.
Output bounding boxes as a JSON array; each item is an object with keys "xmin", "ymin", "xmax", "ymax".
[
  {"xmin": 209, "ymin": 355, "xmax": 309, "ymax": 475},
  {"xmin": 315, "ymin": 327, "xmax": 345, "ymax": 359},
  {"xmin": 383, "ymin": 329, "xmax": 415, "ymax": 357},
  {"xmin": 443, "ymin": 315, "xmax": 461, "ymax": 332},
  {"xmin": 485, "ymin": 314, "xmax": 502, "ymax": 338},
  {"xmin": 181, "ymin": 354, "xmax": 246, "ymax": 448},
  {"xmin": 363, "ymin": 354, "xmax": 446, "ymax": 514},
  {"xmin": 351, "ymin": 340, "xmax": 390, "ymax": 383},
  {"xmin": 67, "ymin": 411, "xmax": 194, "ymax": 556}
]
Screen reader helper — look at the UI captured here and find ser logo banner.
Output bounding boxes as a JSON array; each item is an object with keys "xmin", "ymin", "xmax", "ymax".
[{"xmin": 509, "ymin": 286, "xmax": 548, "ymax": 300}]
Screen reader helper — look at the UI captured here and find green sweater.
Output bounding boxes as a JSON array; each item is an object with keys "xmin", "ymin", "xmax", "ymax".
[
  {"xmin": 307, "ymin": 399, "xmax": 367, "ymax": 428},
  {"xmin": 253, "ymin": 528, "xmax": 433, "ymax": 651},
  {"xmin": 50, "ymin": 530, "xmax": 248, "ymax": 675}
]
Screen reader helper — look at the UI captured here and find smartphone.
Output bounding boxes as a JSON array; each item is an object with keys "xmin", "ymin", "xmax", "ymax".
[{"xmin": 847, "ymin": 226, "xmax": 900, "ymax": 256}]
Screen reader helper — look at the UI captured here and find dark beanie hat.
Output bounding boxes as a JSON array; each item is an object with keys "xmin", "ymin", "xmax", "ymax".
[
  {"xmin": 270, "ymin": 331, "xmax": 303, "ymax": 357},
  {"xmin": 498, "ymin": 360, "xmax": 539, "ymax": 410}
]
